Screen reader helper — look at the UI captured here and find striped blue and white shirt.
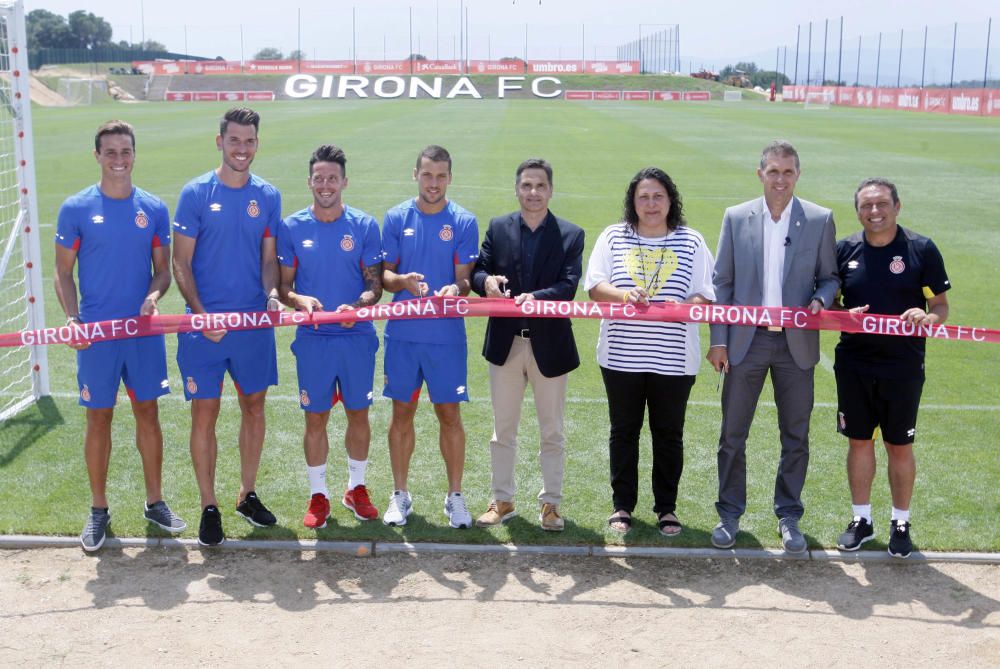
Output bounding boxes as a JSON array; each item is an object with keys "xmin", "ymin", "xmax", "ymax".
[{"xmin": 584, "ymin": 222, "xmax": 715, "ymax": 375}]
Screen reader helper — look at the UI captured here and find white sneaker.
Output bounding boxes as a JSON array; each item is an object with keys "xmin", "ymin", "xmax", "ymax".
[
  {"xmin": 444, "ymin": 492, "xmax": 472, "ymax": 529},
  {"xmin": 382, "ymin": 490, "xmax": 413, "ymax": 526}
]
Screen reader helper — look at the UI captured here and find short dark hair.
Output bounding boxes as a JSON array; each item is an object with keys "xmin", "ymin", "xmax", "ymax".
[
  {"xmin": 309, "ymin": 144, "xmax": 347, "ymax": 176},
  {"xmin": 416, "ymin": 144, "xmax": 451, "ymax": 171},
  {"xmin": 220, "ymin": 107, "xmax": 260, "ymax": 137},
  {"xmin": 759, "ymin": 140, "xmax": 800, "ymax": 171},
  {"xmin": 515, "ymin": 158, "xmax": 553, "ymax": 186},
  {"xmin": 94, "ymin": 120, "xmax": 135, "ymax": 152},
  {"xmin": 623, "ymin": 167, "xmax": 685, "ymax": 232},
  {"xmin": 854, "ymin": 177, "xmax": 899, "ymax": 211}
]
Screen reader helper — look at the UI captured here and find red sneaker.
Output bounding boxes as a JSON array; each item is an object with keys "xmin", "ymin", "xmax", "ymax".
[
  {"xmin": 342, "ymin": 485, "xmax": 379, "ymax": 521},
  {"xmin": 303, "ymin": 493, "xmax": 330, "ymax": 529}
]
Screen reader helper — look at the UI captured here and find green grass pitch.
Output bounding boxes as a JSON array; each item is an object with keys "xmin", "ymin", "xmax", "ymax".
[{"xmin": 1, "ymin": 96, "xmax": 998, "ymax": 551}]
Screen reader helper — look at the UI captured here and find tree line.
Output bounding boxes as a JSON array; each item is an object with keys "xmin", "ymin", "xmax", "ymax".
[{"xmin": 27, "ymin": 9, "xmax": 165, "ymax": 51}]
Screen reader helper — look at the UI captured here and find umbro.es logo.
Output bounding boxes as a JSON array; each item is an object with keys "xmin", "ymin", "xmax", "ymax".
[
  {"xmin": 403, "ymin": 228, "xmax": 415, "ymax": 237},
  {"xmin": 847, "ymin": 260, "xmax": 859, "ymax": 270},
  {"xmin": 91, "ymin": 215, "xmax": 104, "ymax": 224},
  {"xmin": 456, "ymin": 385, "xmax": 466, "ymax": 395},
  {"xmin": 210, "ymin": 203, "xmax": 223, "ymax": 212}
]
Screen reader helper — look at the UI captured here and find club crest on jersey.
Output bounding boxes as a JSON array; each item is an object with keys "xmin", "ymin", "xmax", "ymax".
[
  {"xmin": 889, "ymin": 256, "xmax": 905, "ymax": 274},
  {"xmin": 135, "ymin": 211, "xmax": 149, "ymax": 229},
  {"xmin": 186, "ymin": 376, "xmax": 198, "ymax": 394},
  {"xmin": 91, "ymin": 215, "xmax": 104, "ymax": 224},
  {"xmin": 80, "ymin": 384, "xmax": 91, "ymax": 402},
  {"xmin": 340, "ymin": 235, "xmax": 355, "ymax": 252},
  {"xmin": 247, "ymin": 200, "xmax": 261, "ymax": 218},
  {"xmin": 439, "ymin": 225, "xmax": 453, "ymax": 241},
  {"xmin": 300, "ymin": 389, "xmax": 311, "ymax": 407}
]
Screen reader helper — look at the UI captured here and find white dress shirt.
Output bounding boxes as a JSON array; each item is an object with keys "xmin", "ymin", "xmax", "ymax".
[{"xmin": 761, "ymin": 200, "xmax": 792, "ymax": 308}]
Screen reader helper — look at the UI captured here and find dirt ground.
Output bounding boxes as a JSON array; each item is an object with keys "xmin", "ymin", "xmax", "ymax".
[{"xmin": 2, "ymin": 547, "xmax": 999, "ymax": 668}]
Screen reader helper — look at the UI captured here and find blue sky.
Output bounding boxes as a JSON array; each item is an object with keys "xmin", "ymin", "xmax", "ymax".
[{"xmin": 28, "ymin": 0, "xmax": 996, "ymax": 82}]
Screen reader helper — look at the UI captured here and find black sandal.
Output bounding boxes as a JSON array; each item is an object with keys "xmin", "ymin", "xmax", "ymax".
[
  {"xmin": 607, "ymin": 511, "xmax": 632, "ymax": 534},
  {"xmin": 658, "ymin": 514, "xmax": 682, "ymax": 537}
]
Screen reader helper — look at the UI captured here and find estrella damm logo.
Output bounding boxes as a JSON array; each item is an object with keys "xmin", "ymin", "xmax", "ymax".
[
  {"xmin": 439, "ymin": 224, "xmax": 453, "ymax": 241},
  {"xmin": 247, "ymin": 200, "xmax": 261, "ymax": 218},
  {"xmin": 340, "ymin": 235, "xmax": 355, "ymax": 252},
  {"xmin": 135, "ymin": 211, "xmax": 149, "ymax": 229},
  {"xmin": 186, "ymin": 376, "xmax": 198, "ymax": 394}
]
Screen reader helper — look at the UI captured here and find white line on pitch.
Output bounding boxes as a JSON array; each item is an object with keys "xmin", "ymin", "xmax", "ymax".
[{"xmin": 43, "ymin": 392, "xmax": 1000, "ymax": 411}]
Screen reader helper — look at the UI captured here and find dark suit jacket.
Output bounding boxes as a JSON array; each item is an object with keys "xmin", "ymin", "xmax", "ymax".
[{"xmin": 472, "ymin": 210, "xmax": 584, "ymax": 378}]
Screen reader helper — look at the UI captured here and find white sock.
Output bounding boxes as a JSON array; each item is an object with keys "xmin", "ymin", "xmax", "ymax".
[
  {"xmin": 852, "ymin": 504, "xmax": 872, "ymax": 523},
  {"xmin": 891, "ymin": 507, "xmax": 910, "ymax": 523},
  {"xmin": 307, "ymin": 464, "xmax": 328, "ymax": 497},
  {"xmin": 347, "ymin": 458, "xmax": 368, "ymax": 490}
]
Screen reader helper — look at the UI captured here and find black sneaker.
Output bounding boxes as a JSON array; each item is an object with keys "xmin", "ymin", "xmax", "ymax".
[
  {"xmin": 837, "ymin": 516, "xmax": 875, "ymax": 551},
  {"xmin": 236, "ymin": 491, "xmax": 277, "ymax": 527},
  {"xmin": 888, "ymin": 519, "xmax": 913, "ymax": 558},
  {"xmin": 81, "ymin": 507, "xmax": 111, "ymax": 552},
  {"xmin": 198, "ymin": 505, "xmax": 225, "ymax": 546}
]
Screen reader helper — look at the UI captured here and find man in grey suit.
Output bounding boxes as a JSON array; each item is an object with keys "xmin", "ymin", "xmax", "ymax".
[{"xmin": 707, "ymin": 140, "xmax": 839, "ymax": 553}]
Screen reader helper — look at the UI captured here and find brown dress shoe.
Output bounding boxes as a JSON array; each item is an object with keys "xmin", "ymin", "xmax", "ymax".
[
  {"xmin": 539, "ymin": 502, "xmax": 565, "ymax": 531},
  {"xmin": 476, "ymin": 500, "xmax": 516, "ymax": 527}
]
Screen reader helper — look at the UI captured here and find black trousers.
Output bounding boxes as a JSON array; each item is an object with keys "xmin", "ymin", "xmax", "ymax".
[{"xmin": 600, "ymin": 367, "xmax": 696, "ymax": 515}]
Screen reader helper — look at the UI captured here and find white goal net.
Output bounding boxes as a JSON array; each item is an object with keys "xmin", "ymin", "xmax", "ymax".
[
  {"xmin": 0, "ymin": 0, "xmax": 48, "ymax": 421},
  {"xmin": 58, "ymin": 77, "xmax": 108, "ymax": 106},
  {"xmin": 803, "ymin": 90, "xmax": 834, "ymax": 110}
]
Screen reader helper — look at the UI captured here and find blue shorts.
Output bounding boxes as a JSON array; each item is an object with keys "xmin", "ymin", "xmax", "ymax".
[
  {"xmin": 292, "ymin": 332, "xmax": 378, "ymax": 412},
  {"xmin": 383, "ymin": 338, "xmax": 469, "ymax": 404},
  {"xmin": 176, "ymin": 327, "xmax": 277, "ymax": 400},
  {"xmin": 77, "ymin": 336, "xmax": 170, "ymax": 408}
]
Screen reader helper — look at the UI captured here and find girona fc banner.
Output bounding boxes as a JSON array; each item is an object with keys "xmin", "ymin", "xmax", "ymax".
[{"xmin": 6, "ymin": 299, "xmax": 998, "ymax": 348}]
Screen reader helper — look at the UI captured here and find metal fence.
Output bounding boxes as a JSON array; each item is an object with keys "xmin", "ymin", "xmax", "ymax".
[{"xmin": 776, "ymin": 18, "xmax": 996, "ymax": 87}]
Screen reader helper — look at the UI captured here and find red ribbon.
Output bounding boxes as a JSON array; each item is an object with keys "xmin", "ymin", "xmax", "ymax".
[{"xmin": 6, "ymin": 297, "xmax": 997, "ymax": 348}]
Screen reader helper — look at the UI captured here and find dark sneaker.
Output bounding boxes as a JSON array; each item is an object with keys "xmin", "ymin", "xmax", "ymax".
[
  {"xmin": 837, "ymin": 516, "xmax": 875, "ymax": 551},
  {"xmin": 711, "ymin": 518, "xmax": 739, "ymax": 549},
  {"xmin": 236, "ymin": 491, "xmax": 277, "ymax": 527},
  {"xmin": 81, "ymin": 507, "xmax": 110, "ymax": 552},
  {"xmin": 888, "ymin": 520, "xmax": 913, "ymax": 559},
  {"xmin": 778, "ymin": 517, "xmax": 807, "ymax": 554},
  {"xmin": 198, "ymin": 505, "xmax": 225, "ymax": 546},
  {"xmin": 144, "ymin": 500, "xmax": 187, "ymax": 533}
]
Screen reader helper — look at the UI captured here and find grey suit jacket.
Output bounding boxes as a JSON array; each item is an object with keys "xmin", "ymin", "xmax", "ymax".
[{"xmin": 709, "ymin": 196, "xmax": 839, "ymax": 369}]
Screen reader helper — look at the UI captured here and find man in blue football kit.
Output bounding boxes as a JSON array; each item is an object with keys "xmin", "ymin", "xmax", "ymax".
[
  {"xmin": 172, "ymin": 108, "xmax": 282, "ymax": 545},
  {"xmin": 381, "ymin": 145, "xmax": 479, "ymax": 529},
  {"xmin": 55, "ymin": 120, "xmax": 186, "ymax": 551},
  {"xmin": 277, "ymin": 144, "xmax": 384, "ymax": 529}
]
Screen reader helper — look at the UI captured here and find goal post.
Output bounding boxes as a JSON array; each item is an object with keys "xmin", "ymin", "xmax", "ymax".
[
  {"xmin": 803, "ymin": 89, "xmax": 834, "ymax": 110},
  {"xmin": 0, "ymin": 0, "xmax": 49, "ymax": 421}
]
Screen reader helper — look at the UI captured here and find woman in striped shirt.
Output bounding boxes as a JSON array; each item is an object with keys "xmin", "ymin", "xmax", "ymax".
[{"xmin": 584, "ymin": 167, "xmax": 715, "ymax": 537}]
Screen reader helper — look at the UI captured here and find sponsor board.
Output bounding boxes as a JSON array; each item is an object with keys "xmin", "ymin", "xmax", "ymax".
[
  {"xmin": 564, "ymin": 90, "xmax": 594, "ymax": 100},
  {"xmin": 623, "ymin": 90, "xmax": 651, "ymax": 100},
  {"xmin": 783, "ymin": 84, "xmax": 999, "ymax": 116},
  {"xmin": 654, "ymin": 91, "xmax": 682, "ymax": 101},
  {"xmin": 527, "ymin": 60, "xmax": 584, "ymax": 74},
  {"xmin": 166, "ymin": 91, "xmax": 274, "ymax": 102},
  {"xmin": 682, "ymin": 91, "xmax": 711, "ymax": 101},
  {"xmin": 594, "ymin": 90, "xmax": 622, "ymax": 100}
]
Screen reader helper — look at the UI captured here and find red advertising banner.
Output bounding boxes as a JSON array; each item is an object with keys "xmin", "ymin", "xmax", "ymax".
[
  {"xmin": 682, "ymin": 91, "xmax": 711, "ymax": 101},
  {"xmin": 469, "ymin": 60, "xmax": 525, "ymax": 74},
  {"xmin": 987, "ymin": 89, "xmax": 1000, "ymax": 117},
  {"xmin": 192, "ymin": 92, "xmax": 220, "ymax": 101},
  {"xmin": 301, "ymin": 60, "xmax": 355, "ymax": 74},
  {"xmin": 528, "ymin": 60, "xmax": 585, "ymax": 74},
  {"xmin": 218, "ymin": 91, "xmax": 245, "ymax": 102},
  {"xmin": 165, "ymin": 91, "xmax": 192, "ymax": 102},
  {"xmin": 594, "ymin": 90, "xmax": 622, "ymax": 100},
  {"xmin": 783, "ymin": 84, "xmax": 1000, "ymax": 117},
  {"xmin": 653, "ymin": 91, "xmax": 682, "ymax": 101},
  {"xmin": 245, "ymin": 60, "xmax": 297, "ymax": 73},
  {"xmin": 564, "ymin": 90, "xmax": 594, "ymax": 100},
  {"xmin": 585, "ymin": 60, "xmax": 640, "ymax": 75},
  {"xmin": 191, "ymin": 60, "xmax": 242, "ymax": 75},
  {"xmin": 623, "ymin": 90, "xmax": 651, "ymax": 100},
  {"xmin": 357, "ymin": 60, "xmax": 411, "ymax": 74},
  {"xmin": 412, "ymin": 60, "xmax": 462, "ymax": 75},
  {"xmin": 167, "ymin": 91, "xmax": 274, "ymax": 102},
  {"xmin": 246, "ymin": 91, "xmax": 276, "ymax": 101}
]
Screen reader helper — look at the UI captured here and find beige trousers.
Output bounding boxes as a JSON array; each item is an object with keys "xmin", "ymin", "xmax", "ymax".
[{"xmin": 488, "ymin": 337, "xmax": 568, "ymax": 506}]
